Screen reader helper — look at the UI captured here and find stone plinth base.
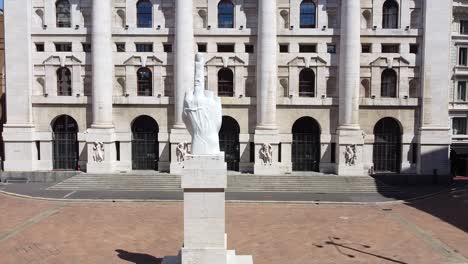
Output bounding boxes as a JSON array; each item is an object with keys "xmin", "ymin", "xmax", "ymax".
[
  {"xmin": 334, "ymin": 128, "xmax": 365, "ymax": 176},
  {"xmin": 86, "ymin": 128, "xmax": 116, "ymax": 174},
  {"xmin": 171, "ymin": 153, "xmax": 253, "ymax": 264}
]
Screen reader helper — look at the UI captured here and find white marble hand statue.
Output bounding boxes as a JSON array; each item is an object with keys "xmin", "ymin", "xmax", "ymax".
[{"xmin": 182, "ymin": 53, "xmax": 222, "ymax": 155}]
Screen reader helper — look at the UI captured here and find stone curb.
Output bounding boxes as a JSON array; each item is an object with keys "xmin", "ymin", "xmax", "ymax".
[{"xmin": 0, "ymin": 184, "xmax": 464, "ymax": 205}]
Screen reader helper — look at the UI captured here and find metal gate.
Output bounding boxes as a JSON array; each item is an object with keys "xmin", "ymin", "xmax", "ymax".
[
  {"xmin": 132, "ymin": 132, "xmax": 158, "ymax": 170},
  {"xmin": 53, "ymin": 132, "xmax": 78, "ymax": 170},
  {"xmin": 219, "ymin": 116, "xmax": 240, "ymax": 171},
  {"xmin": 373, "ymin": 118, "xmax": 401, "ymax": 173},
  {"xmin": 292, "ymin": 117, "xmax": 321, "ymax": 172},
  {"xmin": 52, "ymin": 115, "xmax": 78, "ymax": 170}
]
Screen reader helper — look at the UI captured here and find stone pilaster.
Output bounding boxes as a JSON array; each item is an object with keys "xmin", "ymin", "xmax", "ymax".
[
  {"xmin": 86, "ymin": 0, "xmax": 116, "ymax": 173},
  {"xmin": 335, "ymin": 0, "xmax": 365, "ymax": 176},
  {"xmin": 418, "ymin": 0, "xmax": 452, "ymax": 179},
  {"xmin": 254, "ymin": 0, "xmax": 280, "ymax": 175},
  {"xmin": 2, "ymin": 0, "xmax": 37, "ymax": 171},
  {"xmin": 170, "ymin": 0, "xmax": 195, "ymax": 174}
]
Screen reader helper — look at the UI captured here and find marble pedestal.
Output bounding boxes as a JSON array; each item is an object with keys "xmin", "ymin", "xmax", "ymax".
[
  {"xmin": 334, "ymin": 128, "xmax": 365, "ymax": 176},
  {"xmin": 163, "ymin": 154, "xmax": 253, "ymax": 264},
  {"xmin": 86, "ymin": 128, "xmax": 116, "ymax": 173}
]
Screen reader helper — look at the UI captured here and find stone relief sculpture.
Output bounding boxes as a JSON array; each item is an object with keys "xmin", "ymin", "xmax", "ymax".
[
  {"xmin": 344, "ymin": 145, "xmax": 357, "ymax": 166},
  {"xmin": 93, "ymin": 142, "xmax": 105, "ymax": 162},
  {"xmin": 259, "ymin": 143, "xmax": 273, "ymax": 165},
  {"xmin": 182, "ymin": 53, "xmax": 222, "ymax": 155},
  {"xmin": 176, "ymin": 142, "xmax": 189, "ymax": 163}
]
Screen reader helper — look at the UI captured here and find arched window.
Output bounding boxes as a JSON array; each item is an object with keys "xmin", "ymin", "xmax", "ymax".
[
  {"xmin": 218, "ymin": 68, "xmax": 234, "ymax": 97},
  {"xmin": 56, "ymin": 0, "xmax": 71, "ymax": 28},
  {"xmin": 218, "ymin": 0, "xmax": 235, "ymax": 28},
  {"xmin": 137, "ymin": 0, "xmax": 153, "ymax": 28},
  {"xmin": 382, "ymin": 0, "xmax": 399, "ymax": 29},
  {"xmin": 57, "ymin": 67, "xmax": 72, "ymax": 96},
  {"xmin": 381, "ymin": 69, "xmax": 397, "ymax": 97},
  {"xmin": 137, "ymin": 68, "xmax": 153, "ymax": 96},
  {"xmin": 299, "ymin": 68, "xmax": 315, "ymax": 97},
  {"xmin": 300, "ymin": 0, "xmax": 316, "ymax": 28}
]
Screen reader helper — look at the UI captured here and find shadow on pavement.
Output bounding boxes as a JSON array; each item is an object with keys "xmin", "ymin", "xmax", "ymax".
[{"xmin": 115, "ymin": 249, "xmax": 162, "ymax": 264}]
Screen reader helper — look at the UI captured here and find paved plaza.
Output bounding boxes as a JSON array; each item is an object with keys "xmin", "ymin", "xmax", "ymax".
[{"xmin": 0, "ymin": 187, "xmax": 467, "ymax": 264}]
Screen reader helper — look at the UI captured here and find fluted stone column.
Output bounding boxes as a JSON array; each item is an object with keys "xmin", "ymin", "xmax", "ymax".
[
  {"xmin": 170, "ymin": 0, "xmax": 194, "ymax": 174},
  {"xmin": 254, "ymin": 0, "xmax": 281, "ymax": 175},
  {"xmin": 86, "ymin": 0, "xmax": 116, "ymax": 173},
  {"xmin": 335, "ymin": 0, "xmax": 365, "ymax": 175}
]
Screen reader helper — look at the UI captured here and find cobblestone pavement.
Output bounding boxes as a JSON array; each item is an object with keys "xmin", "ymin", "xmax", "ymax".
[{"xmin": 0, "ymin": 189, "xmax": 467, "ymax": 264}]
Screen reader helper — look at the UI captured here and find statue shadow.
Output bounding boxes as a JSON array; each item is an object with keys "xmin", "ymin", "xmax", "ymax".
[{"xmin": 115, "ymin": 249, "xmax": 163, "ymax": 264}]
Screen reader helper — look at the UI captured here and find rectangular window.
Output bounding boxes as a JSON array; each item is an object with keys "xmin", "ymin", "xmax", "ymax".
[
  {"xmin": 116, "ymin": 43, "xmax": 126, "ymax": 52},
  {"xmin": 35, "ymin": 43, "xmax": 45, "ymax": 52},
  {"xmin": 411, "ymin": 143, "xmax": 418, "ymax": 164},
  {"xmin": 250, "ymin": 142, "xmax": 255, "ymax": 163},
  {"xmin": 381, "ymin": 44, "xmax": 399, "ymax": 53},
  {"xmin": 217, "ymin": 44, "xmax": 235, "ymax": 52},
  {"xmin": 453, "ymin": 117, "xmax": 467, "ymax": 135},
  {"xmin": 136, "ymin": 43, "xmax": 153, "ymax": 52},
  {"xmin": 278, "ymin": 143, "xmax": 282, "ymax": 163},
  {"xmin": 461, "ymin": 20, "xmax": 468, "ymax": 35},
  {"xmin": 55, "ymin": 43, "xmax": 72, "ymax": 52},
  {"xmin": 458, "ymin": 81, "xmax": 467, "ymax": 101},
  {"xmin": 36, "ymin": 141, "xmax": 41, "ymax": 160},
  {"xmin": 279, "ymin": 44, "xmax": 289, "ymax": 53},
  {"xmin": 82, "ymin": 43, "xmax": 91, "ymax": 52},
  {"xmin": 459, "ymin": 47, "xmax": 468, "ymax": 66},
  {"xmin": 330, "ymin": 143, "xmax": 336, "ymax": 163},
  {"xmin": 163, "ymin": 44, "xmax": 172, "ymax": 53},
  {"xmin": 299, "ymin": 44, "xmax": 317, "ymax": 53},
  {"xmin": 197, "ymin": 43, "xmax": 207, "ymax": 52},
  {"xmin": 116, "ymin": 141, "xmax": 120, "ymax": 161},
  {"xmin": 362, "ymin": 43, "xmax": 372, "ymax": 53},
  {"xmin": 327, "ymin": 44, "xmax": 336, "ymax": 54},
  {"xmin": 409, "ymin": 44, "xmax": 418, "ymax": 54},
  {"xmin": 245, "ymin": 44, "xmax": 254, "ymax": 53}
]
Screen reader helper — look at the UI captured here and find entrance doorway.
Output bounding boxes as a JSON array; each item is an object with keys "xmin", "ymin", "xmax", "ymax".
[
  {"xmin": 52, "ymin": 115, "xmax": 78, "ymax": 170},
  {"xmin": 292, "ymin": 117, "xmax": 321, "ymax": 172},
  {"xmin": 219, "ymin": 116, "xmax": 240, "ymax": 171},
  {"xmin": 132, "ymin": 115, "xmax": 159, "ymax": 170},
  {"xmin": 373, "ymin": 117, "xmax": 402, "ymax": 173}
]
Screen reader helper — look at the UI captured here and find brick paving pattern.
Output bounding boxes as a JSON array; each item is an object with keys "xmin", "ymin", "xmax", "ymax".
[{"xmin": 0, "ymin": 190, "xmax": 466, "ymax": 264}]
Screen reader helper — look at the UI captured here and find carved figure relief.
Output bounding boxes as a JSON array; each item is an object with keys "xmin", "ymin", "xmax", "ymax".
[
  {"xmin": 93, "ymin": 142, "xmax": 105, "ymax": 163},
  {"xmin": 176, "ymin": 142, "xmax": 189, "ymax": 163},
  {"xmin": 259, "ymin": 143, "xmax": 273, "ymax": 165},
  {"xmin": 344, "ymin": 145, "xmax": 357, "ymax": 166}
]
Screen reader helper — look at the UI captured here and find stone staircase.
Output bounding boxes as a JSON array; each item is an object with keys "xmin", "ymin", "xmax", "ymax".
[{"xmin": 48, "ymin": 173, "xmax": 399, "ymax": 194}]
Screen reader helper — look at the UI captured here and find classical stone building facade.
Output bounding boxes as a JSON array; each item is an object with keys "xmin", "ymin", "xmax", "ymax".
[{"xmin": 2, "ymin": 0, "xmax": 453, "ymax": 177}]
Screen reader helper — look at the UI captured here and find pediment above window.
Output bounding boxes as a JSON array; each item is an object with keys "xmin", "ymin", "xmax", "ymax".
[
  {"xmin": 205, "ymin": 56, "xmax": 245, "ymax": 67},
  {"xmin": 287, "ymin": 56, "xmax": 327, "ymax": 67},
  {"xmin": 43, "ymin": 55, "xmax": 82, "ymax": 67},
  {"xmin": 370, "ymin": 56, "xmax": 410, "ymax": 68},
  {"xmin": 124, "ymin": 55, "xmax": 163, "ymax": 67}
]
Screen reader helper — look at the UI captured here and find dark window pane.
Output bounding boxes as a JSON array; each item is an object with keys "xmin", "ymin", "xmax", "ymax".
[
  {"xmin": 137, "ymin": 68, "xmax": 153, "ymax": 96},
  {"xmin": 299, "ymin": 69, "xmax": 315, "ymax": 97},
  {"xmin": 453, "ymin": 118, "xmax": 467, "ymax": 135},
  {"xmin": 461, "ymin": 20, "xmax": 468, "ymax": 35},
  {"xmin": 362, "ymin": 43, "xmax": 372, "ymax": 53},
  {"xmin": 300, "ymin": 0, "xmax": 316, "ymax": 28},
  {"xmin": 279, "ymin": 44, "xmax": 289, "ymax": 53},
  {"xmin": 116, "ymin": 43, "xmax": 126, "ymax": 52},
  {"xmin": 382, "ymin": 0, "xmax": 399, "ymax": 29},
  {"xmin": 381, "ymin": 69, "xmax": 397, "ymax": 97},
  {"xmin": 218, "ymin": 68, "xmax": 234, "ymax": 97},
  {"xmin": 56, "ymin": 0, "xmax": 71, "ymax": 28},
  {"xmin": 218, "ymin": 0, "xmax": 235, "ymax": 28},
  {"xmin": 382, "ymin": 44, "xmax": 399, "ymax": 53},
  {"xmin": 57, "ymin": 67, "xmax": 72, "ymax": 96},
  {"xmin": 198, "ymin": 43, "xmax": 207, "ymax": 52},
  {"xmin": 299, "ymin": 44, "xmax": 316, "ymax": 53},
  {"xmin": 163, "ymin": 44, "xmax": 172, "ymax": 53},
  {"xmin": 136, "ymin": 43, "xmax": 153, "ymax": 52},
  {"xmin": 137, "ymin": 0, "xmax": 153, "ymax": 28},
  {"xmin": 217, "ymin": 44, "xmax": 235, "ymax": 52},
  {"xmin": 55, "ymin": 43, "xmax": 72, "ymax": 52},
  {"xmin": 36, "ymin": 43, "xmax": 45, "ymax": 52}
]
